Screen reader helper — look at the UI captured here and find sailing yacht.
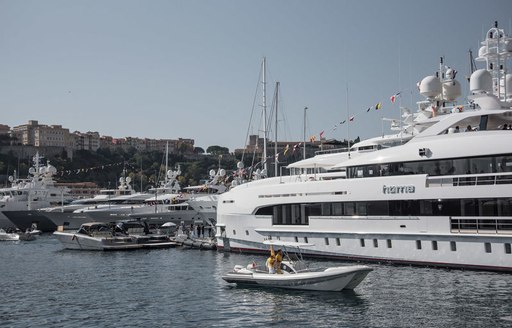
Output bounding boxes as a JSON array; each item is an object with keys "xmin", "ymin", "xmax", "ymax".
[{"xmin": 216, "ymin": 22, "xmax": 512, "ymax": 272}]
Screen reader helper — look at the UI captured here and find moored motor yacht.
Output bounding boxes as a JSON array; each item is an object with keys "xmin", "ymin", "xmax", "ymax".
[
  {"xmin": 216, "ymin": 22, "xmax": 512, "ymax": 272},
  {"xmin": 53, "ymin": 222, "xmax": 177, "ymax": 250}
]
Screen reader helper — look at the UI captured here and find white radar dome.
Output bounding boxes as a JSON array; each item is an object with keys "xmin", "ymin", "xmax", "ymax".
[
  {"xmin": 219, "ymin": 169, "xmax": 226, "ymax": 177},
  {"xmin": 47, "ymin": 165, "xmax": 57, "ymax": 175},
  {"xmin": 419, "ymin": 76, "xmax": 442, "ymax": 99},
  {"xmin": 236, "ymin": 162, "xmax": 244, "ymax": 169},
  {"xmin": 442, "ymin": 80, "xmax": 462, "ymax": 102},
  {"xmin": 126, "ymin": 177, "xmax": 131, "ymax": 183},
  {"xmin": 470, "ymin": 69, "xmax": 493, "ymax": 94},
  {"xmin": 505, "ymin": 40, "xmax": 512, "ymax": 53},
  {"xmin": 478, "ymin": 45, "xmax": 488, "ymax": 57}
]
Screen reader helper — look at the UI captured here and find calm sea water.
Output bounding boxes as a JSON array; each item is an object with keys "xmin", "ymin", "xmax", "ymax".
[{"xmin": 1, "ymin": 235, "xmax": 512, "ymax": 328}]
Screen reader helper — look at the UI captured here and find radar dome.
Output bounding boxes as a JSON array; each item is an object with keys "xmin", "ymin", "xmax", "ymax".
[
  {"xmin": 478, "ymin": 45, "xmax": 488, "ymax": 57},
  {"xmin": 470, "ymin": 69, "xmax": 493, "ymax": 94},
  {"xmin": 236, "ymin": 162, "xmax": 244, "ymax": 169},
  {"xmin": 505, "ymin": 40, "xmax": 512, "ymax": 53},
  {"xmin": 419, "ymin": 76, "xmax": 442, "ymax": 99},
  {"xmin": 126, "ymin": 177, "xmax": 131, "ymax": 183},
  {"xmin": 28, "ymin": 167, "xmax": 36, "ymax": 175},
  {"xmin": 8, "ymin": 176, "xmax": 13, "ymax": 182},
  {"xmin": 219, "ymin": 169, "xmax": 226, "ymax": 177},
  {"xmin": 442, "ymin": 80, "xmax": 462, "ymax": 102},
  {"xmin": 47, "ymin": 165, "xmax": 57, "ymax": 175},
  {"xmin": 209, "ymin": 169, "xmax": 216, "ymax": 177}
]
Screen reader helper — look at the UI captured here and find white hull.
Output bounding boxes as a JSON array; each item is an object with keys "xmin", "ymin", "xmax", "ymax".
[
  {"xmin": 217, "ymin": 171, "xmax": 512, "ymax": 271},
  {"xmin": 53, "ymin": 232, "xmax": 143, "ymax": 250}
]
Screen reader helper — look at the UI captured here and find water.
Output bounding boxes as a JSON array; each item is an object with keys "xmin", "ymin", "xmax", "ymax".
[{"xmin": 1, "ymin": 235, "xmax": 512, "ymax": 328}]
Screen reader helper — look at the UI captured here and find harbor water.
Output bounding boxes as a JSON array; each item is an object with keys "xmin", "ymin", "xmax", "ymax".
[{"xmin": 1, "ymin": 235, "xmax": 512, "ymax": 328}]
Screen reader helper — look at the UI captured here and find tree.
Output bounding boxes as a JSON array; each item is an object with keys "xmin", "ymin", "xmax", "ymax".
[
  {"xmin": 194, "ymin": 147, "xmax": 205, "ymax": 154},
  {"xmin": 206, "ymin": 145, "xmax": 229, "ymax": 156}
]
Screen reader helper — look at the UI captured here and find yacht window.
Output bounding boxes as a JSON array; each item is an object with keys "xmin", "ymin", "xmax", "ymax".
[
  {"xmin": 232, "ymin": 230, "xmax": 236, "ymax": 235},
  {"xmin": 450, "ymin": 241, "xmax": 457, "ymax": 252},
  {"xmin": 505, "ymin": 243, "xmax": 511, "ymax": 254},
  {"xmin": 485, "ymin": 242, "xmax": 492, "ymax": 253},
  {"xmin": 304, "ymin": 237, "xmax": 308, "ymax": 243},
  {"xmin": 360, "ymin": 239, "xmax": 365, "ymax": 247},
  {"xmin": 245, "ymin": 230, "xmax": 249, "ymax": 236},
  {"xmin": 294, "ymin": 236, "xmax": 298, "ymax": 243},
  {"xmin": 336, "ymin": 238, "xmax": 341, "ymax": 246},
  {"xmin": 332, "ymin": 203, "xmax": 343, "ymax": 216},
  {"xmin": 416, "ymin": 240, "xmax": 422, "ymax": 250},
  {"xmin": 325, "ymin": 238, "xmax": 329, "ymax": 246},
  {"xmin": 432, "ymin": 241, "xmax": 438, "ymax": 251},
  {"xmin": 387, "ymin": 239, "xmax": 392, "ymax": 248},
  {"xmin": 373, "ymin": 239, "xmax": 378, "ymax": 248}
]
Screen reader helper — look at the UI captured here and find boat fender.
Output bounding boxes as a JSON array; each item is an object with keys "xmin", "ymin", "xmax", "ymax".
[{"xmin": 234, "ymin": 265, "xmax": 244, "ymax": 272}]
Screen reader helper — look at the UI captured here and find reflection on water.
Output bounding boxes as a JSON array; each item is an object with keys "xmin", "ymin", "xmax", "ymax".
[{"xmin": 0, "ymin": 235, "xmax": 511, "ymax": 327}]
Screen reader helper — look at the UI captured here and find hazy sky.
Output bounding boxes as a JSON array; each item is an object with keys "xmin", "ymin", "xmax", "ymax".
[{"xmin": 1, "ymin": 0, "xmax": 511, "ymax": 152}]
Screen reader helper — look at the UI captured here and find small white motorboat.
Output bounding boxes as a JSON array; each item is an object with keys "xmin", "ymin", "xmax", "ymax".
[
  {"xmin": 0, "ymin": 228, "xmax": 20, "ymax": 241},
  {"xmin": 222, "ymin": 241, "xmax": 372, "ymax": 291}
]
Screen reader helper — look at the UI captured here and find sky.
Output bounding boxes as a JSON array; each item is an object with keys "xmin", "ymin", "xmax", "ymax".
[{"xmin": 1, "ymin": 0, "xmax": 512, "ymax": 153}]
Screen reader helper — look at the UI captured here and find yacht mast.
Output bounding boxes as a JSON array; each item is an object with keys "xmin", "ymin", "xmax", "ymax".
[
  {"xmin": 274, "ymin": 82, "xmax": 279, "ymax": 177},
  {"xmin": 262, "ymin": 57, "xmax": 268, "ymax": 176},
  {"xmin": 303, "ymin": 107, "xmax": 307, "ymax": 160}
]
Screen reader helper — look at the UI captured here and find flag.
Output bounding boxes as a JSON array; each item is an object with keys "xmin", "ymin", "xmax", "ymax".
[
  {"xmin": 375, "ymin": 102, "xmax": 382, "ymax": 110},
  {"xmin": 319, "ymin": 131, "xmax": 324, "ymax": 139},
  {"xmin": 309, "ymin": 135, "xmax": 316, "ymax": 142},
  {"xmin": 283, "ymin": 144, "xmax": 290, "ymax": 155},
  {"xmin": 340, "ymin": 120, "xmax": 346, "ymax": 124},
  {"xmin": 390, "ymin": 92, "xmax": 401, "ymax": 103},
  {"xmin": 349, "ymin": 115, "xmax": 355, "ymax": 121},
  {"xmin": 275, "ymin": 153, "xmax": 279, "ymax": 162}
]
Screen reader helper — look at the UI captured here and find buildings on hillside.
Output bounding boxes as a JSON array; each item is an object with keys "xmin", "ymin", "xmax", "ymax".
[{"xmin": 1, "ymin": 120, "xmax": 194, "ymax": 158}]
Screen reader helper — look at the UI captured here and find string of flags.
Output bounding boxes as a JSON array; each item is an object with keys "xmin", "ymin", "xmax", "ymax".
[
  {"xmin": 58, "ymin": 161, "xmax": 136, "ymax": 176},
  {"xmin": 317, "ymin": 91, "xmax": 403, "ymax": 141}
]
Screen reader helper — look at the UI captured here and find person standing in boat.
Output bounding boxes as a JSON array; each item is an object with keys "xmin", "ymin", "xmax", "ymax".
[
  {"xmin": 266, "ymin": 245, "xmax": 277, "ymax": 274},
  {"xmin": 275, "ymin": 249, "xmax": 283, "ymax": 274}
]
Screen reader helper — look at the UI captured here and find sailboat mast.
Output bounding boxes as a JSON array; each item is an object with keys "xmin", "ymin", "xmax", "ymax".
[
  {"xmin": 274, "ymin": 82, "xmax": 279, "ymax": 177},
  {"xmin": 303, "ymin": 107, "xmax": 307, "ymax": 160},
  {"xmin": 262, "ymin": 57, "xmax": 268, "ymax": 175}
]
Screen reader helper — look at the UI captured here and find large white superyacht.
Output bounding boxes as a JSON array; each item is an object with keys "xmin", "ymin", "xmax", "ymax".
[
  {"xmin": 0, "ymin": 153, "xmax": 71, "ymax": 229},
  {"xmin": 216, "ymin": 22, "xmax": 512, "ymax": 272}
]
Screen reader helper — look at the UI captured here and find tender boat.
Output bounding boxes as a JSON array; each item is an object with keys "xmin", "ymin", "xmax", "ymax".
[
  {"xmin": 222, "ymin": 241, "xmax": 372, "ymax": 291},
  {"xmin": 53, "ymin": 222, "xmax": 177, "ymax": 251},
  {"xmin": 0, "ymin": 228, "xmax": 20, "ymax": 241}
]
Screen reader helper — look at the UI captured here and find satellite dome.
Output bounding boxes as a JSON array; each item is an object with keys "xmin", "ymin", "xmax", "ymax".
[
  {"xmin": 219, "ymin": 169, "xmax": 226, "ymax": 177},
  {"xmin": 442, "ymin": 80, "xmax": 462, "ymax": 102},
  {"xmin": 209, "ymin": 169, "xmax": 216, "ymax": 177},
  {"xmin": 470, "ymin": 69, "xmax": 493, "ymax": 94},
  {"xmin": 126, "ymin": 177, "xmax": 131, "ymax": 183},
  {"xmin": 419, "ymin": 76, "xmax": 442, "ymax": 99},
  {"xmin": 478, "ymin": 45, "xmax": 488, "ymax": 57},
  {"xmin": 504, "ymin": 40, "xmax": 512, "ymax": 53},
  {"xmin": 236, "ymin": 162, "xmax": 244, "ymax": 169},
  {"xmin": 47, "ymin": 165, "xmax": 57, "ymax": 175}
]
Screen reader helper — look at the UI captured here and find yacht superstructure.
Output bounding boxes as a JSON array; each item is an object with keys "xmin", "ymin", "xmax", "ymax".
[{"xmin": 215, "ymin": 22, "xmax": 512, "ymax": 272}]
